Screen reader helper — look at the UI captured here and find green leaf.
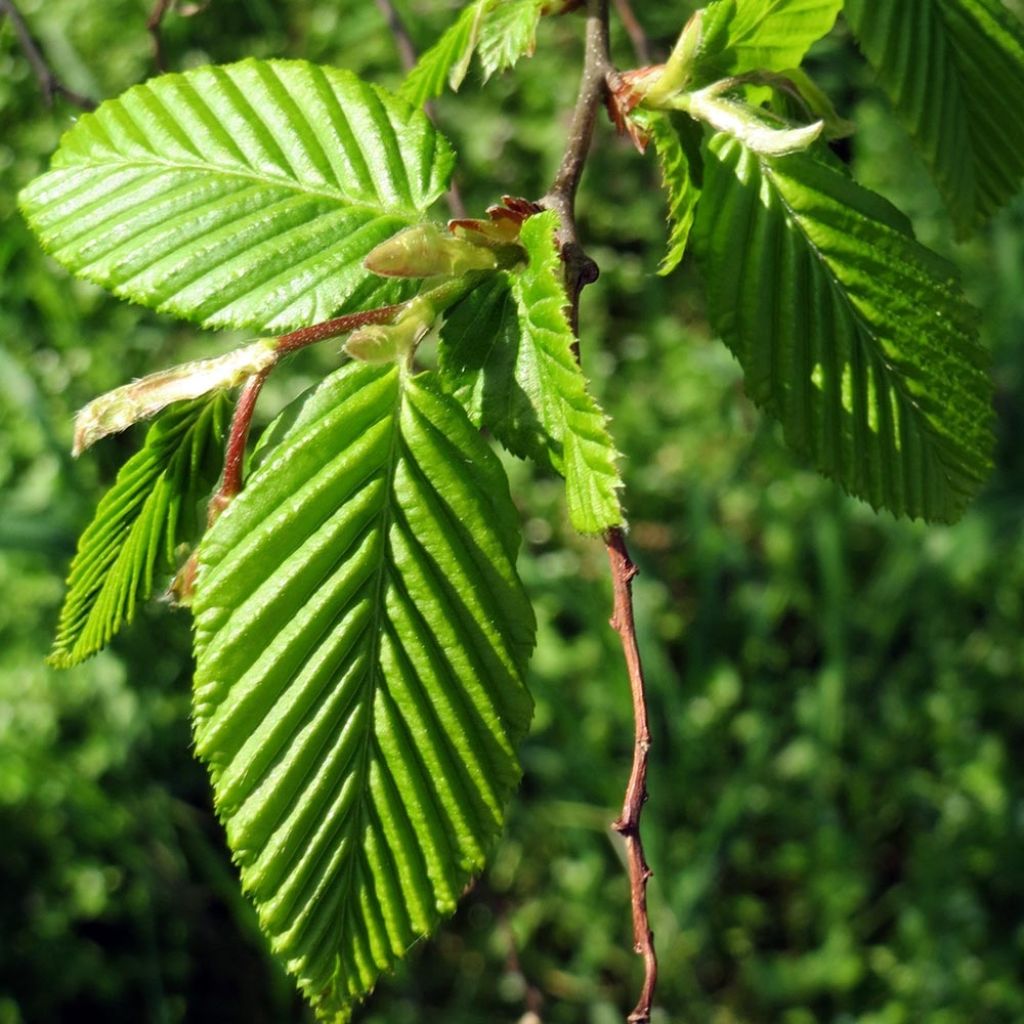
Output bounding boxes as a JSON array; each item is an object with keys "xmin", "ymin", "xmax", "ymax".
[
  {"xmin": 477, "ymin": 0, "xmax": 544, "ymax": 79},
  {"xmin": 696, "ymin": 0, "xmax": 843, "ymax": 77},
  {"xmin": 398, "ymin": 1, "xmax": 489, "ymax": 107},
  {"xmin": 845, "ymin": 0, "xmax": 1024, "ymax": 237},
  {"xmin": 439, "ymin": 212, "xmax": 624, "ymax": 533},
  {"xmin": 398, "ymin": 0, "xmax": 543, "ymax": 106},
  {"xmin": 693, "ymin": 133, "xmax": 994, "ymax": 522},
  {"xmin": 192, "ymin": 362, "xmax": 535, "ymax": 1022},
  {"xmin": 19, "ymin": 59, "xmax": 454, "ymax": 333},
  {"xmin": 51, "ymin": 395, "xmax": 228, "ymax": 668},
  {"xmin": 639, "ymin": 110, "xmax": 703, "ymax": 275}
]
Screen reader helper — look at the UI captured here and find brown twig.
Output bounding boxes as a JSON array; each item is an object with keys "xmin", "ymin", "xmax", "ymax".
[
  {"xmin": 146, "ymin": 0, "xmax": 173, "ymax": 73},
  {"xmin": 539, "ymin": 2, "xmax": 657, "ymax": 1020},
  {"xmin": 538, "ymin": 0, "xmax": 611, "ymax": 333},
  {"xmin": 372, "ymin": 0, "xmax": 466, "ymax": 219},
  {"xmin": 498, "ymin": 903, "xmax": 545, "ymax": 1020},
  {"xmin": 612, "ymin": 0, "xmax": 650, "ymax": 64},
  {"xmin": 0, "ymin": 0, "xmax": 96, "ymax": 109},
  {"xmin": 606, "ymin": 527, "xmax": 657, "ymax": 1023}
]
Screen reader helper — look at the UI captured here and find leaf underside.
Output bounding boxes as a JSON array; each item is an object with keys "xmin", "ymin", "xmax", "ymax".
[
  {"xmin": 192, "ymin": 362, "xmax": 535, "ymax": 1022},
  {"xmin": 19, "ymin": 59, "xmax": 454, "ymax": 332},
  {"xmin": 845, "ymin": 0, "xmax": 1024, "ymax": 237},
  {"xmin": 693, "ymin": 133, "xmax": 994, "ymax": 522},
  {"xmin": 51, "ymin": 394, "xmax": 228, "ymax": 668},
  {"xmin": 439, "ymin": 212, "xmax": 624, "ymax": 534}
]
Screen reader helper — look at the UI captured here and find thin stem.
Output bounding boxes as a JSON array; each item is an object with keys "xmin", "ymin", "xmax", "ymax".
[
  {"xmin": 0, "ymin": 0, "xmax": 96, "ymax": 109},
  {"xmin": 209, "ymin": 366, "xmax": 271, "ymax": 520},
  {"xmin": 539, "ymin": 0, "xmax": 611, "ymax": 331},
  {"xmin": 612, "ymin": 0, "xmax": 651, "ymax": 64},
  {"xmin": 540, "ymin": 2, "xmax": 658, "ymax": 1019},
  {"xmin": 204, "ymin": 305, "xmax": 403, "ymax": 523},
  {"xmin": 606, "ymin": 527, "xmax": 657, "ymax": 1024},
  {"xmin": 273, "ymin": 304, "xmax": 405, "ymax": 357},
  {"xmin": 147, "ymin": 0, "xmax": 173, "ymax": 73},
  {"xmin": 373, "ymin": 0, "xmax": 418, "ymax": 72}
]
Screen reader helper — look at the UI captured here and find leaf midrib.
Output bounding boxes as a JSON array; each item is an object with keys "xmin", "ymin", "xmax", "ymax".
[
  {"xmin": 54, "ymin": 154, "xmax": 419, "ymax": 217},
  {"xmin": 334, "ymin": 367, "xmax": 406, "ymax": 962}
]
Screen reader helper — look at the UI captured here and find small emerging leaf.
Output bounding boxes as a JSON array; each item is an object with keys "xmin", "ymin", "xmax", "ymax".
[
  {"xmin": 477, "ymin": 0, "xmax": 545, "ymax": 79},
  {"xmin": 439, "ymin": 212, "xmax": 624, "ymax": 533},
  {"xmin": 192, "ymin": 362, "xmax": 534, "ymax": 1022},
  {"xmin": 364, "ymin": 223, "xmax": 501, "ymax": 278},
  {"xmin": 636, "ymin": 110, "xmax": 703, "ymax": 273},
  {"xmin": 74, "ymin": 341, "xmax": 276, "ymax": 455},
  {"xmin": 679, "ymin": 85, "xmax": 824, "ymax": 156},
  {"xmin": 52, "ymin": 395, "xmax": 229, "ymax": 667},
  {"xmin": 399, "ymin": 1, "xmax": 489, "ymax": 107},
  {"xmin": 399, "ymin": 0, "xmax": 545, "ymax": 107}
]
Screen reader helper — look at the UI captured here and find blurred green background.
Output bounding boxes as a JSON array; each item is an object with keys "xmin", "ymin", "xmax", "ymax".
[{"xmin": 2, "ymin": 3, "xmax": 1024, "ymax": 1022}]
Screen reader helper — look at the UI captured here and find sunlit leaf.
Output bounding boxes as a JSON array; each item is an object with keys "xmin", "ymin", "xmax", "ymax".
[
  {"xmin": 192, "ymin": 362, "xmax": 535, "ymax": 1021},
  {"xmin": 694, "ymin": 0, "xmax": 843, "ymax": 78},
  {"xmin": 20, "ymin": 59, "xmax": 454, "ymax": 332}
]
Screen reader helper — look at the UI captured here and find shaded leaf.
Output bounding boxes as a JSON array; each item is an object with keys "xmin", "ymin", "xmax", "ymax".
[
  {"xmin": 693, "ymin": 132, "xmax": 994, "ymax": 522},
  {"xmin": 845, "ymin": 0, "xmax": 1024, "ymax": 237},
  {"xmin": 20, "ymin": 59, "xmax": 454, "ymax": 332},
  {"xmin": 51, "ymin": 395, "xmax": 228, "ymax": 667},
  {"xmin": 635, "ymin": 110, "xmax": 703, "ymax": 274},
  {"xmin": 192, "ymin": 362, "xmax": 535, "ymax": 1021}
]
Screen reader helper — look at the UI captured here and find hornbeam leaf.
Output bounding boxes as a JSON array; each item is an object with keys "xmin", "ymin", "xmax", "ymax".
[
  {"xmin": 476, "ymin": 0, "xmax": 545, "ymax": 79},
  {"xmin": 51, "ymin": 394, "xmax": 229, "ymax": 667},
  {"xmin": 191, "ymin": 362, "xmax": 535, "ymax": 1022},
  {"xmin": 19, "ymin": 59, "xmax": 454, "ymax": 332},
  {"xmin": 645, "ymin": 111, "xmax": 702, "ymax": 275},
  {"xmin": 439, "ymin": 212, "xmax": 624, "ymax": 533},
  {"xmin": 694, "ymin": 0, "xmax": 843, "ymax": 79},
  {"xmin": 693, "ymin": 133, "xmax": 994, "ymax": 522},
  {"xmin": 398, "ymin": 0, "xmax": 544, "ymax": 107},
  {"xmin": 845, "ymin": 0, "xmax": 1024, "ymax": 237},
  {"xmin": 399, "ymin": 1, "xmax": 489, "ymax": 107}
]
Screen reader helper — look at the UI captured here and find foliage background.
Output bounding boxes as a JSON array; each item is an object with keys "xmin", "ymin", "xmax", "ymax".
[{"xmin": 2, "ymin": 2, "xmax": 1023, "ymax": 1022}]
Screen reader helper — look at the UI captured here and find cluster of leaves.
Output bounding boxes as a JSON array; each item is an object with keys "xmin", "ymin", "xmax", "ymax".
[{"xmin": 14, "ymin": 0, "xmax": 1024, "ymax": 1020}]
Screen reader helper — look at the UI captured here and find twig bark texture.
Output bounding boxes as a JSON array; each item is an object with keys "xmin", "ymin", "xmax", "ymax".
[{"xmin": 542, "ymin": 2, "xmax": 658, "ymax": 1019}]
